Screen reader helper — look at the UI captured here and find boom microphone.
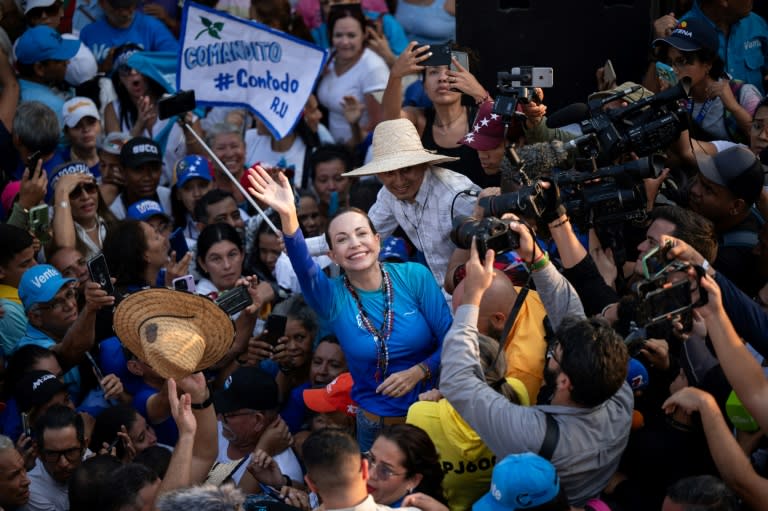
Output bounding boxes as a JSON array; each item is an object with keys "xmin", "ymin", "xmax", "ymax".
[
  {"xmin": 546, "ymin": 103, "xmax": 589, "ymax": 128},
  {"xmin": 516, "ymin": 141, "xmax": 572, "ymax": 177}
]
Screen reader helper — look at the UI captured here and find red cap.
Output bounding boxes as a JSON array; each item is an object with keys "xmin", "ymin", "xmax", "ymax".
[
  {"xmin": 459, "ymin": 101, "xmax": 505, "ymax": 151},
  {"xmin": 303, "ymin": 373, "xmax": 357, "ymax": 416}
]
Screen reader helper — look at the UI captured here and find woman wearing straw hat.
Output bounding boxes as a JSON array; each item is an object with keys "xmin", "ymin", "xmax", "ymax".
[{"xmin": 246, "ymin": 162, "xmax": 452, "ymax": 452}]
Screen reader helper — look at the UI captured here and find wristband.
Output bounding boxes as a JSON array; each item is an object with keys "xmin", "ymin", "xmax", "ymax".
[
  {"xmin": 476, "ymin": 92, "xmax": 491, "ymax": 105},
  {"xmin": 529, "ymin": 252, "xmax": 549, "ymax": 272},
  {"xmin": 549, "ymin": 216, "xmax": 569, "ymax": 229},
  {"xmin": 417, "ymin": 362, "xmax": 431, "ymax": 382},
  {"xmin": 58, "ymin": 201, "xmax": 70, "ymax": 209},
  {"xmin": 191, "ymin": 394, "xmax": 213, "ymax": 410}
]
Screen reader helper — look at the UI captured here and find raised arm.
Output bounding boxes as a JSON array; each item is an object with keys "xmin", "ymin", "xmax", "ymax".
[{"xmin": 381, "ymin": 41, "xmax": 429, "ymax": 125}]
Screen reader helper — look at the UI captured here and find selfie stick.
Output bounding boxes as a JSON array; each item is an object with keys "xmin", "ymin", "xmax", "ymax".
[{"xmin": 177, "ymin": 121, "xmax": 280, "ymax": 235}]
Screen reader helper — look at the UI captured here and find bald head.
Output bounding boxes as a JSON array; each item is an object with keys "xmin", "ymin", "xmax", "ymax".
[{"xmin": 454, "ymin": 269, "xmax": 518, "ymax": 338}]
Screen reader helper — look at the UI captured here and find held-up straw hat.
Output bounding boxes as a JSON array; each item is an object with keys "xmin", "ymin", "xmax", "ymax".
[
  {"xmin": 342, "ymin": 118, "xmax": 459, "ymax": 177},
  {"xmin": 114, "ymin": 289, "xmax": 235, "ymax": 380}
]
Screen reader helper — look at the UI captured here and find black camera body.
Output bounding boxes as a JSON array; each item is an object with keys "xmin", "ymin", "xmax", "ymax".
[
  {"xmin": 574, "ymin": 78, "xmax": 691, "ymax": 162},
  {"xmin": 450, "ymin": 216, "xmax": 520, "ymax": 258}
]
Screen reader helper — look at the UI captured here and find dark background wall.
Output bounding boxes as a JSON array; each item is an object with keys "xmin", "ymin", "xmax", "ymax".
[{"xmin": 457, "ymin": 1, "xmax": 768, "ymax": 111}]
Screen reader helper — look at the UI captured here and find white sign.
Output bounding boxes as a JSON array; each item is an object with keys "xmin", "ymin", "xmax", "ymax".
[{"xmin": 178, "ymin": 2, "xmax": 328, "ymax": 140}]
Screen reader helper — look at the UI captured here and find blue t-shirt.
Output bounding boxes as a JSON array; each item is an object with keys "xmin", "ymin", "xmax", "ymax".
[
  {"xmin": 80, "ymin": 11, "xmax": 179, "ymax": 64},
  {"xmin": 284, "ymin": 229, "xmax": 452, "ymax": 417},
  {"xmin": 683, "ymin": 3, "xmax": 768, "ymax": 93}
]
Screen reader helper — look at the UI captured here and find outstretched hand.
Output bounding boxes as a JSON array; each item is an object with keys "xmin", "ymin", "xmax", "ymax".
[
  {"xmin": 461, "ymin": 238, "xmax": 495, "ymax": 306},
  {"xmin": 246, "ymin": 165, "xmax": 296, "ymax": 219}
]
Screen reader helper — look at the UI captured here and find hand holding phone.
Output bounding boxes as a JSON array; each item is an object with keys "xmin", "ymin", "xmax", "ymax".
[
  {"xmin": 262, "ymin": 314, "xmax": 287, "ymax": 346},
  {"xmin": 26, "ymin": 150, "xmax": 42, "ymax": 179},
  {"xmin": 169, "ymin": 228, "xmax": 189, "ymax": 261},
  {"xmin": 88, "ymin": 254, "xmax": 116, "ymax": 295}
]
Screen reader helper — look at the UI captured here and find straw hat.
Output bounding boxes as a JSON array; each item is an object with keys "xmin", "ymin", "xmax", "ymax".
[
  {"xmin": 114, "ymin": 289, "xmax": 235, "ymax": 380},
  {"xmin": 342, "ymin": 118, "xmax": 459, "ymax": 177}
]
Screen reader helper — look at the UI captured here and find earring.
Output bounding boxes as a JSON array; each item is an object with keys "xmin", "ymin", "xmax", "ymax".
[{"xmin": 406, "ymin": 487, "xmax": 413, "ymax": 494}]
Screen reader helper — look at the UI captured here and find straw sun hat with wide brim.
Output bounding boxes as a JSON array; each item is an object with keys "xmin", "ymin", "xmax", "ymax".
[
  {"xmin": 342, "ymin": 118, "xmax": 459, "ymax": 177},
  {"xmin": 114, "ymin": 289, "xmax": 235, "ymax": 380}
]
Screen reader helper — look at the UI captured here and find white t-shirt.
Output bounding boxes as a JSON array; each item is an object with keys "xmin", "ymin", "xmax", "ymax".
[
  {"xmin": 215, "ymin": 421, "xmax": 303, "ymax": 485},
  {"xmin": 316, "ymin": 48, "xmax": 389, "ymax": 144},
  {"xmin": 245, "ymin": 130, "xmax": 308, "ymax": 187}
]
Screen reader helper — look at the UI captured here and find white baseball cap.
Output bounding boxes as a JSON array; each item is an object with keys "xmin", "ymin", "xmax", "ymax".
[{"xmin": 62, "ymin": 97, "xmax": 99, "ymax": 128}]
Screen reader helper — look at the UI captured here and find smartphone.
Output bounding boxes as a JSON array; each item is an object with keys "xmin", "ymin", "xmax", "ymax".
[
  {"xmin": 21, "ymin": 412, "xmax": 31, "ymax": 438},
  {"xmin": 422, "ymin": 44, "xmax": 451, "ymax": 67},
  {"xmin": 87, "ymin": 253, "xmax": 115, "ymax": 295},
  {"xmin": 28, "ymin": 204, "xmax": 50, "ymax": 243},
  {"xmin": 603, "ymin": 59, "xmax": 617, "ymax": 85},
  {"xmin": 451, "ymin": 51, "xmax": 468, "ymax": 72},
  {"xmin": 509, "ymin": 67, "xmax": 554, "ymax": 88},
  {"xmin": 644, "ymin": 279, "xmax": 692, "ymax": 325},
  {"xmin": 169, "ymin": 228, "xmax": 189, "ymax": 260},
  {"xmin": 641, "ymin": 241, "xmax": 673, "ymax": 280},
  {"xmin": 215, "ymin": 285, "xmax": 252, "ymax": 316},
  {"xmin": 656, "ymin": 61, "xmax": 678, "ymax": 87},
  {"xmin": 172, "ymin": 274, "xmax": 196, "ymax": 293},
  {"xmin": 158, "ymin": 90, "xmax": 196, "ymax": 120},
  {"xmin": 85, "ymin": 352, "xmax": 105, "ymax": 382},
  {"xmin": 26, "ymin": 150, "xmax": 42, "ymax": 178},
  {"xmin": 262, "ymin": 314, "xmax": 287, "ymax": 346},
  {"xmin": 258, "ymin": 482, "xmax": 286, "ymax": 501}
]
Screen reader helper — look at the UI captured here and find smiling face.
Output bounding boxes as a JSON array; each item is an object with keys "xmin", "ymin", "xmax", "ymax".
[
  {"xmin": 376, "ymin": 164, "xmax": 427, "ymax": 202},
  {"xmin": 331, "ymin": 16, "xmax": 364, "ymax": 63},
  {"xmin": 212, "ymin": 132, "xmax": 246, "ymax": 174},
  {"xmin": 327, "ymin": 211, "xmax": 380, "ymax": 273},
  {"xmin": 281, "ymin": 318, "xmax": 314, "ymax": 369},
  {"xmin": 198, "ymin": 239, "xmax": 243, "ymax": 291}
]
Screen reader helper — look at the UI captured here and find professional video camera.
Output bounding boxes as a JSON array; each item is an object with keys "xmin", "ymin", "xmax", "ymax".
[
  {"xmin": 450, "ymin": 216, "xmax": 520, "ymax": 260},
  {"xmin": 477, "ymin": 155, "xmax": 665, "ymax": 230},
  {"xmin": 550, "ymin": 78, "xmax": 691, "ymax": 163}
]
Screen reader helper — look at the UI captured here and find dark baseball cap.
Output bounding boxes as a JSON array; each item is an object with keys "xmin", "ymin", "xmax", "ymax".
[
  {"xmin": 653, "ymin": 17, "xmax": 718, "ymax": 53},
  {"xmin": 120, "ymin": 137, "xmax": 162, "ymax": 169},
  {"xmin": 213, "ymin": 367, "xmax": 278, "ymax": 414},
  {"xmin": 15, "ymin": 370, "xmax": 67, "ymax": 413},
  {"xmin": 696, "ymin": 145, "xmax": 765, "ymax": 205}
]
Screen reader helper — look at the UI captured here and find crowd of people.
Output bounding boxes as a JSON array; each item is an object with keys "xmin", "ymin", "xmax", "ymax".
[{"xmin": 0, "ymin": 0, "xmax": 767, "ymax": 510}]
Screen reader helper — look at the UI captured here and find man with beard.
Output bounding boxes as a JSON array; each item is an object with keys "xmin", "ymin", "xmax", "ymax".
[
  {"xmin": 27, "ymin": 405, "xmax": 86, "ymax": 511},
  {"xmin": 211, "ymin": 366, "xmax": 302, "ymax": 486},
  {"xmin": 440, "ymin": 222, "xmax": 632, "ymax": 509}
]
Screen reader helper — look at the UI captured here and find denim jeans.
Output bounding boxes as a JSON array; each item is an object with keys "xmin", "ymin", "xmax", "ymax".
[{"xmin": 355, "ymin": 408, "xmax": 384, "ymax": 452}]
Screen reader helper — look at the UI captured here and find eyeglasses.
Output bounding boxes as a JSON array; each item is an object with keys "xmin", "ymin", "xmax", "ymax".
[
  {"xmin": 27, "ymin": 1, "xmax": 61, "ymax": 19},
  {"xmin": 221, "ymin": 410, "xmax": 258, "ymax": 424},
  {"xmin": 69, "ymin": 182, "xmax": 98, "ymax": 200},
  {"xmin": 40, "ymin": 446, "xmax": 83, "ymax": 464},
  {"xmin": 666, "ymin": 54, "xmax": 695, "ymax": 69},
  {"xmin": 36, "ymin": 288, "xmax": 77, "ymax": 312},
  {"xmin": 751, "ymin": 119, "xmax": 768, "ymax": 134},
  {"xmin": 363, "ymin": 451, "xmax": 406, "ymax": 481}
]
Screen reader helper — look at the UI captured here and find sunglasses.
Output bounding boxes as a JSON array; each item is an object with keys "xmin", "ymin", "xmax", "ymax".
[
  {"xmin": 69, "ymin": 182, "xmax": 98, "ymax": 199},
  {"xmin": 27, "ymin": 1, "xmax": 61, "ymax": 19}
]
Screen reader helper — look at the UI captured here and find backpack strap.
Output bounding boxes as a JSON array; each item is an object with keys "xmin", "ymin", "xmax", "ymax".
[{"xmin": 538, "ymin": 413, "xmax": 560, "ymax": 460}]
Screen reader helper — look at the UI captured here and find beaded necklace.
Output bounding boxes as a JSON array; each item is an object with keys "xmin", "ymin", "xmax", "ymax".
[{"xmin": 343, "ymin": 266, "xmax": 394, "ymax": 383}]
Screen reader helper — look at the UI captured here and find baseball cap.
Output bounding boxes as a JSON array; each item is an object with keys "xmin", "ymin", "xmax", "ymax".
[
  {"xmin": 126, "ymin": 199, "xmax": 169, "ymax": 222},
  {"xmin": 653, "ymin": 17, "xmax": 718, "ymax": 53},
  {"xmin": 18, "ymin": 265, "xmax": 75, "ymax": 311},
  {"xmin": 473, "ymin": 453, "xmax": 560, "ymax": 511},
  {"xmin": 627, "ymin": 358, "xmax": 649, "ymax": 391},
  {"xmin": 62, "ymin": 97, "xmax": 99, "ymax": 129},
  {"xmin": 99, "ymin": 132, "xmax": 131, "ymax": 156},
  {"xmin": 303, "ymin": 373, "xmax": 358, "ymax": 416},
  {"xmin": 174, "ymin": 155, "xmax": 212, "ymax": 188},
  {"xmin": 48, "ymin": 161, "xmax": 94, "ymax": 193},
  {"xmin": 15, "ymin": 26, "xmax": 79, "ymax": 65},
  {"xmin": 460, "ymin": 101, "xmax": 505, "ymax": 151},
  {"xmin": 379, "ymin": 236, "xmax": 408, "ymax": 263},
  {"xmin": 120, "ymin": 137, "xmax": 162, "ymax": 168},
  {"xmin": 20, "ymin": 0, "xmax": 56, "ymax": 15},
  {"xmin": 695, "ymin": 145, "xmax": 765, "ymax": 205},
  {"xmin": 14, "ymin": 370, "xmax": 67, "ymax": 413},
  {"xmin": 214, "ymin": 367, "xmax": 279, "ymax": 414}
]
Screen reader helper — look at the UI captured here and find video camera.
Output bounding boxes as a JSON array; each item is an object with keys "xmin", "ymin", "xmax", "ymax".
[
  {"xmin": 475, "ymin": 155, "xmax": 664, "ymax": 230},
  {"xmin": 568, "ymin": 78, "xmax": 691, "ymax": 163},
  {"xmin": 492, "ymin": 66, "xmax": 554, "ymax": 119}
]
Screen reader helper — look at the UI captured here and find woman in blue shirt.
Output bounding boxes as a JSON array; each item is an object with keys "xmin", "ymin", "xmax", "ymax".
[{"xmin": 247, "ymin": 165, "xmax": 452, "ymax": 451}]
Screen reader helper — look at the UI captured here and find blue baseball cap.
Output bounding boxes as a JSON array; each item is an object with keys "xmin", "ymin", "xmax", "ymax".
[
  {"xmin": 126, "ymin": 199, "xmax": 169, "ymax": 222},
  {"xmin": 379, "ymin": 236, "xmax": 408, "ymax": 262},
  {"xmin": 18, "ymin": 265, "xmax": 75, "ymax": 311},
  {"xmin": 174, "ymin": 155, "xmax": 212, "ymax": 188},
  {"xmin": 48, "ymin": 161, "xmax": 93, "ymax": 193},
  {"xmin": 473, "ymin": 453, "xmax": 560, "ymax": 511},
  {"xmin": 15, "ymin": 26, "xmax": 79, "ymax": 65}
]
